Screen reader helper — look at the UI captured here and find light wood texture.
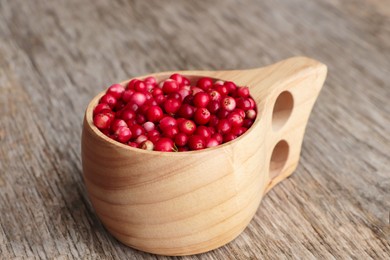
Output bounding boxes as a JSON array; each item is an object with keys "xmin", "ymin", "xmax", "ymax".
[
  {"xmin": 1, "ymin": 0, "xmax": 389, "ymax": 259},
  {"xmin": 82, "ymin": 57, "xmax": 327, "ymax": 255}
]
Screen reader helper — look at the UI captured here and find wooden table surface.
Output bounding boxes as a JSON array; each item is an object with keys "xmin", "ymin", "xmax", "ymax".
[{"xmin": 1, "ymin": 0, "xmax": 389, "ymax": 259}]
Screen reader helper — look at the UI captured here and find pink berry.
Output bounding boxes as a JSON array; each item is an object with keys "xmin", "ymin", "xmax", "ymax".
[
  {"xmin": 206, "ymin": 138, "xmax": 219, "ymax": 148},
  {"xmin": 246, "ymin": 109, "xmax": 256, "ymax": 120},
  {"xmin": 116, "ymin": 127, "xmax": 132, "ymax": 143},
  {"xmin": 93, "ymin": 113, "xmax": 113, "ymax": 129},
  {"xmin": 208, "ymin": 90, "xmax": 222, "ymax": 102},
  {"xmin": 130, "ymin": 92, "xmax": 147, "ymax": 106},
  {"xmin": 135, "ymin": 134, "xmax": 148, "ymax": 144},
  {"xmin": 143, "ymin": 121, "xmax": 155, "ymax": 132},
  {"xmin": 222, "ymin": 97, "xmax": 236, "ymax": 111},
  {"xmin": 194, "ymin": 108, "xmax": 211, "ymax": 125},
  {"xmin": 107, "ymin": 84, "xmax": 125, "ymax": 99},
  {"xmin": 154, "ymin": 138, "xmax": 175, "ymax": 152},
  {"xmin": 140, "ymin": 140, "xmax": 154, "ymax": 150},
  {"xmin": 211, "ymin": 133, "xmax": 223, "ymax": 144},
  {"xmin": 144, "ymin": 76, "xmax": 157, "ymax": 86},
  {"xmin": 111, "ymin": 119, "xmax": 128, "ymax": 133}
]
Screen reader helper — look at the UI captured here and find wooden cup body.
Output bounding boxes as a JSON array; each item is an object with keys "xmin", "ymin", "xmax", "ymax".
[{"xmin": 82, "ymin": 57, "xmax": 327, "ymax": 255}]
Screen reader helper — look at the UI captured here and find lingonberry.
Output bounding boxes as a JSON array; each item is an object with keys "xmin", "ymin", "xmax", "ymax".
[
  {"xmin": 93, "ymin": 73, "xmax": 257, "ymax": 151},
  {"xmin": 93, "ymin": 113, "xmax": 113, "ymax": 129},
  {"xmin": 178, "ymin": 119, "xmax": 196, "ymax": 135},
  {"xmin": 222, "ymin": 96, "xmax": 236, "ymax": 111},
  {"xmin": 140, "ymin": 140, "xmax": 154, "ymax": 150},
  {"xmin": 174, "ymin": 133, "xmax": 188, "ymax": 147},
  {"xmin": 188, "ymin": 135, "xmax": 206, "ymax": 150},
  {"xmin": 100, "ymin": 93, "xmax": 117, "ymax": 109},
  {"xmin": 193, "ymin": 92, "xmax": 210, "ymax": 108},
  {"xmin": 116, "ymin": 126, "xmax": 132, "ymax": 143},
  {"xmin": 197, "ymin": 77, "xmax": 213, "ymax": 91},
  {"xmin": 146, "ymin": 106, "xmax": 163, "ymax": 122},
  {"xmin": 194, "ymin": 108, "xmax": 211, "ymax": 125},
  {"xmin": 154, "ymin": 138, "xmax": 175, "ymax": 152},
  {"xmin": 162, "ymin": 79, "xmax": 179, "ymax": 94},
  {"xmin": 107, "ymin": 84, "xmax": 125, "ymax": 99},
  {"xmin": 164, "ymin": 98, "xmax": 181, "ymax": 114},
  {"xmin": 178, "ymin": 104, "xmax": 195, "ymax": 119},
  {"xmin": 236, "ymin": 86, "xmax": 250, "ymax": 98},
  {"xmin": 159, "ymin": 116, "xmax": 177, "ymax": 132}
]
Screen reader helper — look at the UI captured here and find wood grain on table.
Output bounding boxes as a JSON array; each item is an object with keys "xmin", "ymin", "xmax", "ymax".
[{"xmin": 0, "ymin": 0, "xmax": 389, "ymax": 259}]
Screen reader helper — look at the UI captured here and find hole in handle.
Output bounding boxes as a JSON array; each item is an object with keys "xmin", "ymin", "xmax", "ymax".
[
  {"xmin": 272, "ymin": 91, "xmax": 294, "ymax": 131},
  {"xmin": 269, "ymin": 140, "xmax": 289, "ymax": 179}
]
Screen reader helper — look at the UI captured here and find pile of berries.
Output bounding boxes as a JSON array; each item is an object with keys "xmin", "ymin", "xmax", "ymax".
[{"xmin": 93, "ymin": 74, "xmax": 257, "ymax": 152}]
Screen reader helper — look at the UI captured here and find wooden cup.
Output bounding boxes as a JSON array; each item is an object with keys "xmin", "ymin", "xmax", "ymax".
[{"xmin": 82, "ymin": 56, "xmax": 327, "ymax": 256}]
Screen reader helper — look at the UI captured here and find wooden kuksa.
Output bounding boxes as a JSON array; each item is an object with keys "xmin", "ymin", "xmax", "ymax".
[{"xmin": 82, "ymin": 56, "xmax": 327, "ymax": 256}]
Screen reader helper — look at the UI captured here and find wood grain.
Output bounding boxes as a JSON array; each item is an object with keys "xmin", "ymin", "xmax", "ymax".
[{"xmin": 1, "ymin": 0, "xmax": 389, "ymax": 259}]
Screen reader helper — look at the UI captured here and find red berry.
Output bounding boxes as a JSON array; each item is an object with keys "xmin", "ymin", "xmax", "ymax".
[
  {"xmin": 122, "ymin": 89, "xmax": 135, "ymax": 102},
  {"xmin": 162, "ymin": 79, "xmax": 179, "ymax": 94},
  {"xmin": 134, "ymin": 81, "xmax": 147, "ymax": 92},
  {"xmin": 130, "ymin": 124, "xmax": 145, "ymax": 138},
  {"xmin": 217, "ymin": 119, "xmax": 231, "ymax": 134},
  {"xmin": 236, "ymin": 86, "xmax": 250, "ymax": 98},
  {"xmin": 224, "ymin": 81, "xmax": 237, "ymax": 94},
  {"xmin": 222, "ymin": 96, "xmax": 236, "ymax": 111},
  {"xmin": 197, "ymin": 77, "xmax": 213, "ymax": 91},
  {"xmin": 107, "ymin": 84, "xmax": 125, "ymax": 99},
  {"xmin": 146, "ymin": 106, "xmax": 163, "ymax": 122},
  {"xmin": 188, "ymin": 135, "xmax": 206, "ymax": 150},
  {"xmin": 231, "ymin": 126, "xmax": 247, "ymax": 136},
  {"xmin": 223, "ymin": 133, "xmax": 237, "ymax": 143},
  {"xmin": 170, "ymin": 73, "xmax": 183, "ymax": 85},
  {"xmin": 126, "ymin": 79, "xmax": 139, "ymax": 89},
  {"xmin": 178, "ymin": 146, "xmax": 189, "ymax": 152},
  {"xmin": 100, "ymin": 93, "xmax": 117, "ymax": 109},
  {"xmin": 243, "ymin": 119, "xmax": 254, "ymax": 128},
  {"xmin": 208, "ymin": 115, "xmax": 219, "ymax": 127},
  {"xmin": 193, "ymin": 92, "xmax": 210, "ymax": 108},
  {"xmin": 217, "ymin": 109, "xmax": 229, "ymax": 119},
  {"xmin": 128, "ymin": 142, "xmax": 139, "ymax": 148},
  {"xmin": 116, "ymin": 127, "xmax": 132, "ymax": 143},
  {"xmin": 93, "ymin": 103, "xmax": 111, "ymax": 116},
  {"xmin": 194, "ymin": 108, "xmax": 211, "ymax": 125},
  {"xmin": 111, "ymin": 119, "xmax": 128, "ymax": 133},
  {"xmin": 154, "ymin": 94, "xmax": 166, "ymax": 105},
  {"xmin": 130, "ymin": 92, "xmax": 147, "ymax": 106},
  {"xmin": 159, "ymin": 116, "xmax": 177, "ymax": 132},
  {"xmin": 211, "ymin": 133, "xmax": 223, "ymax": 144},
  {"xmin": 121, "ymin": 109, "xmax": 136, "ymax": 121},
  {"xmin": 93, "ymin": 113, "xmax": 113, "ymax": 129},
  {"xmin": 178, "ymin": 104, "xmax": 195, "ymax": 119},
  {"xmin": 178, "ymin": 119, "xmax": 196, "ymax": 135},
  {"xmin": 208, "ymin": 90, "xmax": 222, "ymax": 102},
  {"xmin": 215, "ymin": 85, "xmax": 228, "ymax": 96},
  {"xmin": 154, "ymin": 138, "xmax": 174, "ymax": 152},
  {"xmin": 207, "ymin": 100, "xmax": 220, "ymax": 114},
  {"xmin": 144, "ymin": 76, "xmax": 157, "ymax": 86},
  {"xmin": 163, "ymin": 126, "xmax": 179, "ymax": 139},
  {"xmin": 135, "ymin": 134, "xmax": 148, "ymax": 144},
  {"xmin": 236, "ymin": 98, "xmax": 251, "ymax": 110},
  {"xmin": 227, "ymin": 111, "xmax": 244, "ymax": 128},
  {"xmin": 164, "ymin": 98, "xmax": 181, "ymax": 114},
  {"xmin": 191, "ymin": 86, "xmax": 204, "ymax": 95},
  {"xmin": 152, "ymin": 87, "xmax": 163, "ymax": 96},
  {"xmin": 174, "ymin": 133, "xmax": 188, "ymax": 147},
  {"xmin": 195, "ymin": 126, "xmax": 212, "ymax": 141},
  {"xmin": 206, "ymin": 138, "xmax": 219, "ymax": 148}
]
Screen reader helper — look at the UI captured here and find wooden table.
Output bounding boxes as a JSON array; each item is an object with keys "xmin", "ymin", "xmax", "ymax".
[{"xmin": 1, "ymin": 0, "xmax": 389, "ymax": 259}]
